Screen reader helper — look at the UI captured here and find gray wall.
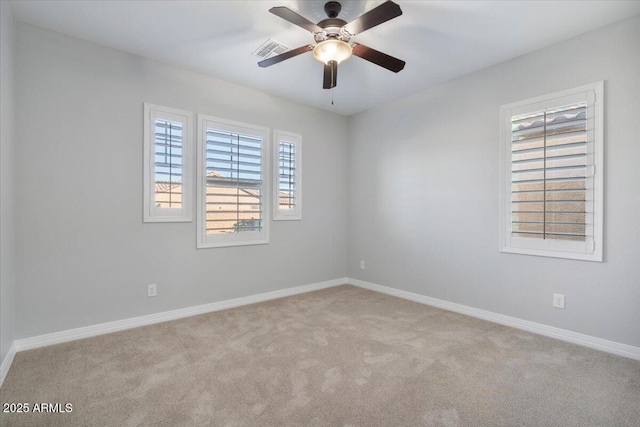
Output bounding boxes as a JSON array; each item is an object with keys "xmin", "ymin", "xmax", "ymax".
[
  {"xmin": 9, "ymin": 15, "xmax": 640, "ymax": 349},
  {"xmin": 347, "ymin": 16, "xmax": 640, "ymax": 347},
  {"xmin": 1, "ymin": 1, "xmax": 17, "ymax": 366},
  {"xmin": 15, "ymin": 24, "xmax": 348, "ymax": 339}
]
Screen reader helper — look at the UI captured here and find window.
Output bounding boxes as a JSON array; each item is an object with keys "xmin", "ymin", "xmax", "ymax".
[
  {"xmin": 499, "ymin": 82, "xmax": 603, "ymax": 261},
  {"xmin": 143, "ymin": 103, "xmax": 193, "ymax": 222},
  {"xmin": 273, "ymin": 130, "xmax": 302, "ymax": 220},
  {"xmin": 197, "ymin": 115, "xmax": 270, "ymax": 248}
]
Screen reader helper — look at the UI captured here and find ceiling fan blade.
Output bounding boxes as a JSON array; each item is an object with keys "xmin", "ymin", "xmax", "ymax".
[
  {"xmin": 258, "ymin": 44, "xmax": 314, "ymax": 68},
  {"xmin": 323, "ymin": 60, "xmax": 338, "ymax": 89},
  {"xmin": 351, "ymin": 43, "xmax": 405, "ymax": 73},
  {"xmin": 343, "ymin": 1, "xmax": 402, "ymax": 36},
  {"xmin": 269, "ymin": 7, "xmax": 323, "ymax": 33}
]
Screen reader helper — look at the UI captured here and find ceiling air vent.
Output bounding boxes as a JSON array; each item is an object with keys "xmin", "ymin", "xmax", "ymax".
[{"xmin": 252, "ymin": 39, "xmax": 290, "ymax": 59}]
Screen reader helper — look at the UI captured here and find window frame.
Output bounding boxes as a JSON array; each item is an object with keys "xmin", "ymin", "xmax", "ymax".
[
  {"xmin": 499, "ymin": 82, "xmax": 604, "ymax": 262},
  {"xmin": 273, "ymin": 129, "xmax": 302, "ymax": 221},
  {"xmin": 196, "ymin": 114, "xmax": 270, "ymax": 249},
  {"xmin": 143, "ymin": 103, "xmax": 193, "ymax": 223}
]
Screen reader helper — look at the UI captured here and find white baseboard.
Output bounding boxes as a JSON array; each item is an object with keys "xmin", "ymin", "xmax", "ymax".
[
  {"xmin": 348, "ymin": 278, "xmax": 640, "ymax": 361},
  {"xmin": 7, "ymin": 275, "xmax": 637, "ymax": 386},
  {"xmin": 13, "ymin": 278, "xmax": 347, "ymax": 353},
  {"xmin": 0, "ymin": 342, "xmax": 17, "ymax": 389}
]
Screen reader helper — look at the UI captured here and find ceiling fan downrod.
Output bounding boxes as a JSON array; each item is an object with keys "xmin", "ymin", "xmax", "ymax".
[{"xmin": 324, "ymin": 1, "xmax": 342, "ymax": 19}]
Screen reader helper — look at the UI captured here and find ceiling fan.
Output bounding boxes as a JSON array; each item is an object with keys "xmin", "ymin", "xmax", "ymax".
[{"xmin": 258, "ymin": 1, "xmax": 406, "ymax": 89}]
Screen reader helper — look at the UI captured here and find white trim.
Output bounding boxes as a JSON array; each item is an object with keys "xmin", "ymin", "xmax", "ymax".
[
  {"xmin": 13, "ymin": 278, "xmax": 347, "ymax": 353},
  {"xmin": 196, "ymin": 115, "xmax": 271, "ymax": 248},
  {"xmin": 9, "ymin": 277, "xmax": 636, "ymax": 376},
  {"xmin": 348, "ymin": 278, "xmax": 640, "ymax": 361},
  {"xmin": 273, "ymin": 129, "xmax": 302, "ymax": 221},
  {"xmin": 143, "ymin": 103, "xmax": 194, "ymax": 223},
  {"xmin": 0, "ymin": 342, "xmax": 17, "ymax": 389}
]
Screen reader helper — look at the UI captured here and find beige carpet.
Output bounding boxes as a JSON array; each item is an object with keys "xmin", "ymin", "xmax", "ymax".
[{"xmin": 1, "ymin": 285, "xmax": 639, "ymax": 426}]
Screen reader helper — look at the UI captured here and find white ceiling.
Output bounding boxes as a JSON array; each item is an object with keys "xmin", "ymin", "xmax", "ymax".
[{"xmin": 9, "ymin": 0, "xmax": 640, "ymax": 116}]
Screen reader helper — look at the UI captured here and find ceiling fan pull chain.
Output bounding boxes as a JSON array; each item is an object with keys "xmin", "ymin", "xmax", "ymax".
[{"xmin": 331, "ymin": 87, "xmax": 334, "ymax": 105}]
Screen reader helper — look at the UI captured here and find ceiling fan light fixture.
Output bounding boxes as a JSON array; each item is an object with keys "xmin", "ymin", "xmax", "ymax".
[{"xmin": 312, "ymin": 39, "xmax": 352, "ymax": 64}]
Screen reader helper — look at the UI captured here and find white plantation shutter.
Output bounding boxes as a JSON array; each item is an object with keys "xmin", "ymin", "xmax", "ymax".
[
  {"xmin": 279, "ymin": 142, "xmax": 296, "ymax": 208},
  {"xmin": 206, "ymin": 130, "xmax": 263, "ymax": 234},
  {"xmin": 154, "ymin": 119, "xmax": 184, "ymax": 209},
  {"xmin": 500, "ymin": 82, "xmax": 603, "ymax": 261},
  {"xmin": 143, "ymin": 104, "xmax": 193, "ymax": 223},
  {"xmin": 273, "ymin": 130, "xmax": 302, "ymax": 220},
  {"xmin": 511, "ymin": 103, "xmax": 589, "ymax": 241},
  {"xmin": 197, "ymin": 116, "xmax": 270, "ymax": 248}
]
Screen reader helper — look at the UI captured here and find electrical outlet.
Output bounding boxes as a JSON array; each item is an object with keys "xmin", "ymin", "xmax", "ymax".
[
  {"xmin": 147, "ymin": 284, "xmax": 157, "ymax": 298},
  {"xmin": 553, "ymin": 293, "xmax": 565, "ymax": 309},
  {"xmin": 360, "ymin": 260, "xmax": 365, "ymax": 270}
]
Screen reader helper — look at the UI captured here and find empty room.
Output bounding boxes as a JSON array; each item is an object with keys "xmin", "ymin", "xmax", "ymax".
[{"xmin": 1, "ymin": 0, "xmax": 639, "ymax": 425}]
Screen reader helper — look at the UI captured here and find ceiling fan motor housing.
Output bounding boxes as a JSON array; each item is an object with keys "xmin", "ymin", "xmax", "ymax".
[
  {"xmin": 314, "ymin": 18, "xmax": 350, "ymax": 43},
  {"xmin": 314, "ymin": 1, "xmax": 352, "ymax": 42}
]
